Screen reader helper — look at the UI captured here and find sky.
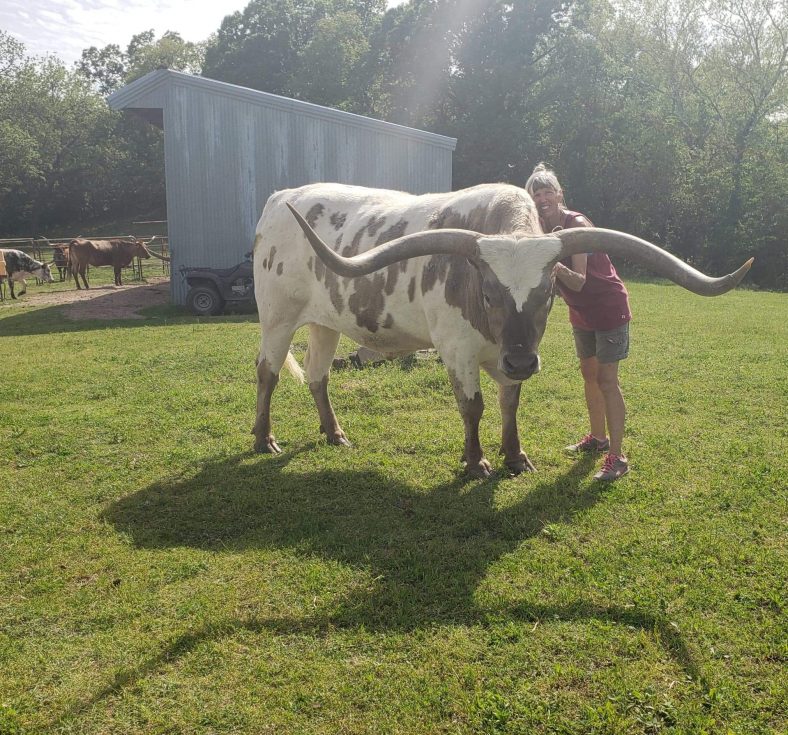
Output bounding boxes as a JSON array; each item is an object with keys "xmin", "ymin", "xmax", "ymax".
[{"xmin": 1, "ymin": 0, "xmax": 408, "ymax": 67}]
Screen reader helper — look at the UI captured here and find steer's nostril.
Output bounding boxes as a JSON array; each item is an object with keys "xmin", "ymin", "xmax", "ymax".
[{"xmin": 502, "ymin": 352, "xmax": 540, "ymax": 377}]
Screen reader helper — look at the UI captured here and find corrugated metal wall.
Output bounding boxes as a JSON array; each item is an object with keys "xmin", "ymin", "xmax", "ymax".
[{"xmin": 152, "ymin": 77, "xmax": 454, "ymax": 304}]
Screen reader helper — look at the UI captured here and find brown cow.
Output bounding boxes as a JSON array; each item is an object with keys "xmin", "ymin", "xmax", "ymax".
[
  {"xmin": 68, "ymin": 237, "xmax": 153, "ymax": 289},
  {"xmin": 51, "ymin": 244, "xmax": 70, "ymax": 281}
]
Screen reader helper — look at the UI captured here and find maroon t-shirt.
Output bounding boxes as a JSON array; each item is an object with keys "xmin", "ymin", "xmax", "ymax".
[{"xmin": 556, "ymin": 211, "xmax": 631, "ymax": 331}]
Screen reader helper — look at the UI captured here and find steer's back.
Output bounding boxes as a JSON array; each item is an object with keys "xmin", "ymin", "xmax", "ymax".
[
  {"xmin": 253, "ymin": 183, "xmax": 540, "ymax": 348},
  {"xmin": 69, "ymin": 239, "xmax": 135, "ymax": 267}
]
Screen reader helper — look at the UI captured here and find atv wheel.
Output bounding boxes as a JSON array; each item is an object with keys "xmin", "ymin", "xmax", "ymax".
[{"xmin": 188, "ymin": 285, "xmax": 225, "ymax": 316}]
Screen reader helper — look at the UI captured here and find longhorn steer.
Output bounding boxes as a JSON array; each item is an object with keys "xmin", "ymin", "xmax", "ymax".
[
  {"xmin": 0, "ymin": 249, "xmax": 53, "ymax": 299},
  {"xmin": 51, "ymin": 245, "xmax": 70, "ymax": 281},
  {"xmin": 68, "ymin": 237, "xmax": 152, "ymax": 289},
  {"xmin": 252, "ymin": 183, "xmax": 753, "ymax": 477}
]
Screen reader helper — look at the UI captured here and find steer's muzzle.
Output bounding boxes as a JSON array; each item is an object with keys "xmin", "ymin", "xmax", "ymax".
[{"xmin": 499, "ymin": 350, "xmax": 541, "ymax": 380}]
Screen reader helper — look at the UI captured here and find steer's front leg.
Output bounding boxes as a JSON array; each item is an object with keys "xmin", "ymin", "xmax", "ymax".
[
  {"xmin": 447, "ymin": 366, "xmax": 492, "ymax": 479},
  {"xmin": 498, "ymin": 382, "xmax": 536, "ymax": 475}
]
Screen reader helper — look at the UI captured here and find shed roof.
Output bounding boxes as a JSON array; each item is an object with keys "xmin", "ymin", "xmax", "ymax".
[{"xmin": 108, "ymin": 69, "xmax": 457, "ymax": 150}]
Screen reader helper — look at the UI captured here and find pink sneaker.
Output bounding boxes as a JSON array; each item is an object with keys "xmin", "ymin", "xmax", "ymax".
[
  {"xmin": 594, "ymin": 453, "xmax": 630, "ymax": 481},
  {"xmin": 565, "ymin": 433, "xmax": 610, "ymax": 454}
]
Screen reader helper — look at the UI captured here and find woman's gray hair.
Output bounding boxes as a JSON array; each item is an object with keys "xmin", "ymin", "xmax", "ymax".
[{"xmin": 525, "ymin": 163, "xmax": 562, "ymax": 197}]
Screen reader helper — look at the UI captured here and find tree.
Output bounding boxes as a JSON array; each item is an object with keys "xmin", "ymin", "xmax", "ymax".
[
  {"xmin": 77, "ymin": 30, "xmax": 205, "ymax": 94},
  {"xmin": 0, "ymin": 38, "xmax": 166, "ymax": 236},
  {"xmin": 291, "ymin": 11, "xmax": 373, "ymax": 111},
  {"xmin": 202, "ymin": 0, "xmax": 385, "ymax": 103},
  {"xmin": 76, "ymin": 44, "xmax": 126, "ymax": 95},
  {"xmin": 125, "ymin": 30, "xmax": 204, "ymax": 82},
  {"xmin": 441, "ymin": 0, "xmax": 583, "ymax": 188},
  {"xmin": 594, "ymin": 0, "xmax": 788, "ymax": 277},
  {"xmin": 0, "ymin": 54, "xmax": 116, "ymax": 234}
]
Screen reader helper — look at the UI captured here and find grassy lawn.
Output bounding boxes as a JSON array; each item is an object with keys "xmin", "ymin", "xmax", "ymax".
[{"xmin": 0, "ymin": 281, "xmax": 785, "ymax": 734}]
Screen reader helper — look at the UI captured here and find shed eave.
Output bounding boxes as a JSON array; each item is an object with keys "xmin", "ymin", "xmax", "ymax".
[
  {"xmin": 108, "ymin": 69, "xmax": 457, "ymax": 151},
  {"xmin": 106, "ymin": 69, "xmax": 170, "ymax": 111}
]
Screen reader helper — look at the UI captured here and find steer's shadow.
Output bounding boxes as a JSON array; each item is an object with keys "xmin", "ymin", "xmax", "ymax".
[
  {"xmin": 73, "ymin": 455, "xmax": 704, "ymax": 724},
  {"xmin": 104, "ymin": 454, "xmax": 699, "ymax": 668},
  {"xmin": 106, "ymin": 451, "xmax": 603, "ymax": 630}
]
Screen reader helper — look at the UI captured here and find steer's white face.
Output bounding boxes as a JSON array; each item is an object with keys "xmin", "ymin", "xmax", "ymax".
[
  {"xmin": 466, "ymin": 235, "xmax": 563, "ymax": 383},
  {"xmin": 477, "ymin": 236, "xmax": 562, "ymax": 310}
]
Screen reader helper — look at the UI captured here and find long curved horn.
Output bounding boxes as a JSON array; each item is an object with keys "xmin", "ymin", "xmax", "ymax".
[
  {"xmin": 144, "ymin": 247, "xmax": 170, "ymax": 261},
  {"xmin": 554, "ymin": 227, "xmax": 753, "ymax": 296},
  {"xmin": 287, "ymin": 202, "xmax": 481, "ymax": 277}
]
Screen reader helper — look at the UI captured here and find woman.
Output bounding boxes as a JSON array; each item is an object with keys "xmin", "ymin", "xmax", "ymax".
[{"xmin": 525, "ymin": 163, "xmax": 630, "ymax": 481}]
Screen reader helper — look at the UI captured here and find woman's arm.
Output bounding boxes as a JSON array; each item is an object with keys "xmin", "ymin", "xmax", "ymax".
[
  {"xmin": 551, "ymin": 213, "xmax": 592, "ymax": 292},
  {"xmin": 553, "ymin": 254, "xmax": 587, "ymax": 292}
]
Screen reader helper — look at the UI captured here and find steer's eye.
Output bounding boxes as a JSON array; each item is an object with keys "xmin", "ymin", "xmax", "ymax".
[{"xmin": 483, "ymin": 294, "xmax": 492, "ymax": 307}]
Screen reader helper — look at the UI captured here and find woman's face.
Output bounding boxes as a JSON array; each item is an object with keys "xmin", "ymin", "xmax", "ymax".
[{"xmin": 531, "ymin": 186, "xmax": 563, "ymax": 223}]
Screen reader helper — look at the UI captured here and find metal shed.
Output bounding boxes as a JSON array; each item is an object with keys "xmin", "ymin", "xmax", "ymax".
[{"xmin": 107, "ymin": 70, "xmax": 457, "ymax": 304}]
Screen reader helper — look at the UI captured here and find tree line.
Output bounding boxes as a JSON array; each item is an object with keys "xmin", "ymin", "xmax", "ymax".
[{"xmin": 0, "ymin": 0, "xmax": 785, "ymax": 288}]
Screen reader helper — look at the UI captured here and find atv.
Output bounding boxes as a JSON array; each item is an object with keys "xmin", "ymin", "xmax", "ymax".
[{"xmin": 181, "ymin": 253, "xmax": 255, "ymax": 316}]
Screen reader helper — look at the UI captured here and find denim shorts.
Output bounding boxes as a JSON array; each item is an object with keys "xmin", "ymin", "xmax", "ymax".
[{"xmin": 572, "ymin": 323, "xmax": 630, "ymax": 363}]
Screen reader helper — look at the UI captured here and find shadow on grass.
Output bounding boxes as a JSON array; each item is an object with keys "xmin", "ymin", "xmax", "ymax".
[
  {"xmin": 105, "ymin": 451, "xmax": 606, "ymax": 628},
  {"xmin": 60, "ymin": 452, "xmax": 708, "ymax": 724},
  {"xmin": 0, "ymin": 301, "xmax": 257, "ymax": 336}
]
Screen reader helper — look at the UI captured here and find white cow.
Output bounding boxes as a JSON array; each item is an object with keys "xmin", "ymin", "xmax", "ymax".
[
  {"xmin": 252, "ymin": 183, "xmax": 752, "ymax": 476},
  {"xmin": 0, "ymin": 249, "xmax": 53, "ymax": 299}
]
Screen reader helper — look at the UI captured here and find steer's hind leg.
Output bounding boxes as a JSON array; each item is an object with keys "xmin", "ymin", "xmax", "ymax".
[
  {"xmin": 304, "ymin": 324, "xmax": 350, "ymax": 446},
  {"xmin": 497, "ymin": 383, "xmax": 536, "ymax": 475},
  {"xmin": 253, "ymin": 326, "xmax": 297, "ymax": 454}
]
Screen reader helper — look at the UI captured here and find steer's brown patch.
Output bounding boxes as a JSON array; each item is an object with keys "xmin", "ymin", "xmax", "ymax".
[
  {"xmin": 375, "ymin": 219, "xmax": 408, "ymax": 245},
  {"xmin": 348, "ymin": 273, "xmax": 386, "ymax": 332},
  {"xmin": 267, "ymin": 246, "xmax": 277, "ymax": 271},
  {"xmin": 383, "ymin": 313, "xmax": 394, "ymax": 329},
  {"xmin": 310, "ymin": 237, "xmax": 344, "ymax": 313},
  {"xmin": 384, "ymin": 265, "xmax": 399, "ymax": 296},
  {"xmin": 306, "ymin": 203, "xmax": 325, "ymax": 227},
  {"xmin": 374, "ymin": 219, "xmax": 409, "ymax": 295},
  {"xmin": 276, "ymin": 262, "xmax": 284, "ymax": 276},
  {"xmin": 348, "ymin": 215, "xmax": 387, "ymax": 255},
  {"xmin": 324, "ymin": 269, "xmax": 344, "ymax": 313},
  {"xmin": 330, "ymin": 212, "xmax": 347, "ymax": 230},
  {"xmin": 408, "ymin": 277, "xmax": 416, "ymax": 302},
  {"xmin": 428, "ymin": 196, "xmax": 539, "ymax": 235},
  {"xmin": 420, "ymin": 254, "xmax": 450, "ymax": 294},
  {"xmin": 307, "ymin": 257, "xmax": 313, "ymax": 272},
  {"xmin": 422, "ymin": 255, "xmax": 494, "ymax": 343}
]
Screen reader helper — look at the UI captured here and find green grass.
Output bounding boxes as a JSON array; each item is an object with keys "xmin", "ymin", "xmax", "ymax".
[{"xmin": 0, "ymin": 282, "xmax": 785, "ymax": 734}]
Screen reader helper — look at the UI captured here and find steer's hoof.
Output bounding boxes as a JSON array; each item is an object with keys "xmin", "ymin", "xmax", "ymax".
[
  {"xmin": 254, "ymin": 436, "xmax": 282, "ymax": 454},
  {"xmin": 321, "ymin": 425, "xmax": 352, "ymax": 447},
  {"xmin": 464, "ymin": 458, "xmax": 494, "ymax": 479},
  {"xmin": 504, "ymin": 454, "xmax": 537, "ymax": 475}
]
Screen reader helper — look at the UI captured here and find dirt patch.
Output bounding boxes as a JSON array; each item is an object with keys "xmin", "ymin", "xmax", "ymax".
[{"xmin": 2, "ymin": 277, "xmax": 171, "ymax": 320}]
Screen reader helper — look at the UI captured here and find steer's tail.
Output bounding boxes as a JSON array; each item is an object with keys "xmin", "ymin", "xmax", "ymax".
[{"xmin": 283, "ymin": 351, "xmax": 305, "ymax": 383}]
